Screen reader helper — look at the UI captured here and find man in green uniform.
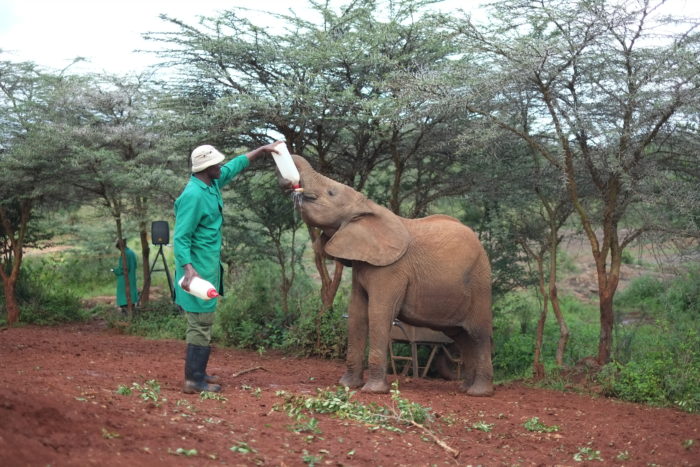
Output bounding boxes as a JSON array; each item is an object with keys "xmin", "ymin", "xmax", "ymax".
[
  {"xmin": 174, "ymin": 141, "xmax": 283, "ymax": 393},
  {"xmin": 112, "ymin": 239, "xmax": 138, "ymax": 315}
]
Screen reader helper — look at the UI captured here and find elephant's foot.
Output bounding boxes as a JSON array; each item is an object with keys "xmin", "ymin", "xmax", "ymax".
[
  {"xmin": 361, "ymin": 379, "xmax": 390, "ymax": 394},
  {"xmin": 459, "ymin": 379, "xmax": 494, "ymax": 397},
  {"xmin": 339, "ymin": 371, "xmax": 364, "ymax": 389}
]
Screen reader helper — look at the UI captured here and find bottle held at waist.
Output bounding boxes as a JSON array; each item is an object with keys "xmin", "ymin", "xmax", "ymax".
[{"xmin": 178, "ymin": 276, "xmax": 219, "ymax": 300}]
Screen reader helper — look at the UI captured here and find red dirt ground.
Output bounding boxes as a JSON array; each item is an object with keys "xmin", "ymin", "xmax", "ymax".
[{"xmin": 1, "ymin": 321, "xmax": 698, "ymax": 466}]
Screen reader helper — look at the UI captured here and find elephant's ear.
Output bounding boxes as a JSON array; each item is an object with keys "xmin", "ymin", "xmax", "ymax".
[{"xmin": 324, "ymin": 203, "xmax": 409, "ymax": 266}]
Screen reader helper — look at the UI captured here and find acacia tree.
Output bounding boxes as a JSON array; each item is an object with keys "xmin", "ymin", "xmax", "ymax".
[
  {"xmin": 457, "ymin": 123, "xmax": 575, "ymax": 375},
  {"xmin": 66, "ymin": 73, "xmax": 177, "ymax": 315},
  {"xmin": 426, "ymin": 0, "xmax": 700, "ymax": 364},
  {"xmin": 0, "ymin": 60, "xmax": 86, "ymax": 325},
  {"xmin": 516, "ymin": 192, "xmax": 573, "ymax": 376},
  {"xmin": 146, "ymin": 0, "xmax": 468, "ymax": 313}
]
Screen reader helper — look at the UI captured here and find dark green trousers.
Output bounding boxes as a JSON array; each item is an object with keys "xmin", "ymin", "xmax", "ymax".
[{"xmin": 185, "ymin": 311, "xmax": 215, "ymax": 346}]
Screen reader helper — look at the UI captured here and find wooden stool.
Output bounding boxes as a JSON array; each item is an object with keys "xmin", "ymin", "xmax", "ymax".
[{"xmin": 389, "ymin": 321, "xmax": 457, "ymax": 378}]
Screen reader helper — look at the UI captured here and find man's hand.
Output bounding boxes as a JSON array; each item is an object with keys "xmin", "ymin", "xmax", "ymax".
[
  {"xmin": 246, "ymin": 140, "xmax": 286, "ymax": 161},
  {"xmin": 180, "ymin": 264, "xmax": 200, "ymax": 291}
]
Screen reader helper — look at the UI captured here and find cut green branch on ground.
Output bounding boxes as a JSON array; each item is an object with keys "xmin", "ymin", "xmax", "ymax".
[{"xmin": 274, "ymin": 382, "xmax": 459, "ymax": 458}]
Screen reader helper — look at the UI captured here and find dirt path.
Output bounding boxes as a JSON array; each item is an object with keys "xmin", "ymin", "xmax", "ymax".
[{"xmin": 1, "ymin": 321, "xmax": 697, "ymax": 466}]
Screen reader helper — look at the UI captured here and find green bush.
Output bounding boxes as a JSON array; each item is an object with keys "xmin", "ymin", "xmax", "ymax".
[
  {"xmin": 549, "ymin": 296, "xmax": 599, "ymax": 365},
  {"xmin": 599, "ymin": 270, "xmax": 700, "ymax": 412},
  {"xmin": 621, "ymin": 249, "xmax": 635, "ymax": 265},
  {"xmin": 8, "ymin": 259, "xmax": 87, "ymax": 325},
  {"xmin": 492, "ymin": 292, "xmax": 538, "ymax": 379},
  {"xmin": 216, "ymin": 261, "xmax": 349, "ymax": 358},
  {"xmin": 217, "ymin": 262, "xmax": 308, "ymax": 350},
  {"xmin": 614, "ymin": 275, "xmax": 665, "ymax": 310},
  {"xmin": 125, "ymin": 299, "xmax": 186, "ymax": 340},
  {"xmin": 282, "ymin": 289, "xmax": 349, "ymax": 360},
  {"xmin": 665, "ymin": 267, "xmax": 700, "ymax": 316},
  {"xmin": 599, "ymin": 333, "xmax": 700, "ymax": 412},
  {"xmin": 27, "ymin": 252, "xmax": 114, "ymax": 297},
  {"xmin": 493, "ymin": 291, "xmax": 601, "ymax": 381}
]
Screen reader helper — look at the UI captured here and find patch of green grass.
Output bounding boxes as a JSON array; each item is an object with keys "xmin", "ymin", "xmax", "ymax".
[
  {"xmin": 573, "ymin": 446, "xmax": 603, "ymax": 462},
  {"xmin": 230, "ymin": 442, "xmax": 256, "ymax": 454},
  {"xmin": 170, "ymin": 448, "xmax": 198, "ymax": 457},
  {"xmin": 200, "ymin": 391, "xmax": 227, "ymax": 401},
  {"xmin": 471, "ymin": 421, "xmax": 494, "ymax": 432},
  {"xmin": 115, "ymin": 380, "xmax": 164, "ymax": 406},
  {"xmin": 523, "ymin": 416, "xmax": 559, "ymax": 433}
]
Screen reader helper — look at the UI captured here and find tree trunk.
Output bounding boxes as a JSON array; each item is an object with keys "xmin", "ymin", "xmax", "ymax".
[
  {"xmin": 597, "ymin": 285, "xmax": 616, "ymax": 364},
  {"xmin": 547, "ymin": 230, "xmax": 568, "ymax": 367},
  {"xmin": 592, "ymin": 252, "xmax": 620, "ymax": 365},
  {"xmin": 532, "ymin": 254, "xmax": 547, "ymax": 381},
  {"xmin": 308, "ymin": 226, "xmax": 344, "ymax": 351},
  {"xmin": 389, "ymin": 135, "xmax": 405, "ymax": 216},
  {"xmin": 309, "ymin": 226, "xmax": 344, "ymax": 309},
  {"xmin": 0, "ymin": 258, "xmax": 22, "ymax": 325},
  {"xmin": 0, "ymin": 200, "xmax": 31, "ymax": 326},
  {"xmin": 3, "ymin": 277, "xmax": 20, "ymax": 325},
  {"xmin": 549, "ymin": 284, "xmax": 569, "ymax": 367},
  {"xmin": 139, "ymin": 228, "xmax": 151, "ymax": 305}
]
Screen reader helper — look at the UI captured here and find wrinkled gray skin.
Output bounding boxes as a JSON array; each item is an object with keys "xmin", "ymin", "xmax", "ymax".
[{"xmin": 282, "ymin": 155, "xmax": 493, "ymax": 396}]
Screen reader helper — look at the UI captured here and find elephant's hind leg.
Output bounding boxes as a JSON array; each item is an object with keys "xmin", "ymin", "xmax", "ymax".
[{"xmin": 453, "ymin": 329, "xmax": 494, "ymax": 397}]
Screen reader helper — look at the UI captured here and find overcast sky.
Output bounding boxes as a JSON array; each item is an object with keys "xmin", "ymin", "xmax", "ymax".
[
  {"xmin": 0, "ymin": 0, "xmax": 697, "ymax": 75},
  {"xmin": 0, "ymin": 0, "xmax": 285, "ymax": 74},
  {"xmin": 0, "ymin": 0, "xmax": 477, "ymax": 75}
]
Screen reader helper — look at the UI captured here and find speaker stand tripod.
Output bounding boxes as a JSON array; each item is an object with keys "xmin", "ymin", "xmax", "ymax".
[{"xmin": 148, "ymin": 244, "xmax": 175, "ymax": 301}]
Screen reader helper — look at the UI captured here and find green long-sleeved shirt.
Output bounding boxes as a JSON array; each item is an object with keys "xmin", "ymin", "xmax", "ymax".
[
  {"xmin": 113, "ymin": 247, "xmax": 138, "ymax": 307},
  {"xmin": 173, "ymin": 155, "xmax": 249, "ymax": 312}
]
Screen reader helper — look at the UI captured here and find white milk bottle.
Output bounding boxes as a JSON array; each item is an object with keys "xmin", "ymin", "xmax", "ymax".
[
  {"xmin": 178, "ymin": 276, "xmax": 219, "ymax": 300},
  {"xmin": 272, "ymin": 141, "xmax": 302, "ymax": 191}
]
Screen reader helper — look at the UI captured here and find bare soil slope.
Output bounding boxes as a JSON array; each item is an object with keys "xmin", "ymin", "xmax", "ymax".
[{"xmin": 1, "ymin": 321, "xmax": 697, "ymax": 466}]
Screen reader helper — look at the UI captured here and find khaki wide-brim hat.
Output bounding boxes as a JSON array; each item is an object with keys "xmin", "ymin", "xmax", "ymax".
[{"xmin": 191, "ymin": 145, "xmax": 225, "ymax": 173}]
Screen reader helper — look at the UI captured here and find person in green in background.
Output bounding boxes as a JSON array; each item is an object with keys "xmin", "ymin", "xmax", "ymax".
[
  {"xmin": 174, "ymin": 141, "xmax": 283, "ymax": 394},
  {"xmin": 112, "ymin": 238, "xmax": 138, "ymax": 315}
]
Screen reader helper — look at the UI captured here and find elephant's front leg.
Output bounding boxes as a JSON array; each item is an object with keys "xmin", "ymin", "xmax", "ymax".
[
  {"xmin": 339, "ymin": 281, "xmax": 368, "ymax": 389},
  {"xmin": 361, "ymin": 292, "xmax": 403, "ymax": 394}
]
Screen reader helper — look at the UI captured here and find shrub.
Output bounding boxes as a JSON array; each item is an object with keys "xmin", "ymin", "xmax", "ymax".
[
  {"xmin": 9, "ymin": 259, "xmax": 87, "ymax": 325},
  {"xmin": 126, "ymin": 299, "xmax": 186, "ymax": 340},
  {"xmin": 553, "ymin": 297, "xmax": 598, "ymax": 365},
  {"xmin": 621, "ymin": 249, "xmax": 635, "ymax": 265},
  {"xmin": 664, "ymin": 267, "xmax": 700, "ymax": 317},
  {"xmin": 282, "ymin": 289, "xmax": 349, "ymax": 359},
  {"xmin": 492, "ymin": 292, "xmax": 538, "ymax": 379},
  {"xmin": 614, "ymin": 275, "xmax": 665, "ymax": 311},
  {"xmin": 217, "ymin": 261, "xmax": 317, "ymax": 351},
  {"xmin": 600, "ymin": 270, "xmax": 700, "ymax": 412},
  {"xmin": 493, "ymin": 291, "xmax": 600, "ymax": 381}
]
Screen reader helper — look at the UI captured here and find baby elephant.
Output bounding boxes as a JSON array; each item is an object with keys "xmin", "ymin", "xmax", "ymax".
[{"xmin": 282, "ymin": 155, "xmax": 493, "ymax": 396}]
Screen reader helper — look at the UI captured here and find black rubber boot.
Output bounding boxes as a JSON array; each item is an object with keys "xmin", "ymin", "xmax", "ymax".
[
  {"xmin": 204, "ymin": 346, "xmax": 220, "ymax": 384},
  {"xmin": 205, "ymin": 372, "xmax": 220, "ymax": 384},
  {"xmin": 182, "ymin": 346, "xmax": 220, "ymax": 384},
  {"xmin": 183, "ymin": 344, "xmax": 221, "ymax": 394}
]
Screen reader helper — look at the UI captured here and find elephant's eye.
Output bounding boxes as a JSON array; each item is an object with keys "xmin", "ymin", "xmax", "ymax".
[{"xmin": 327, "ymin": 188, "xmax": 336, "ymax": 196}]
